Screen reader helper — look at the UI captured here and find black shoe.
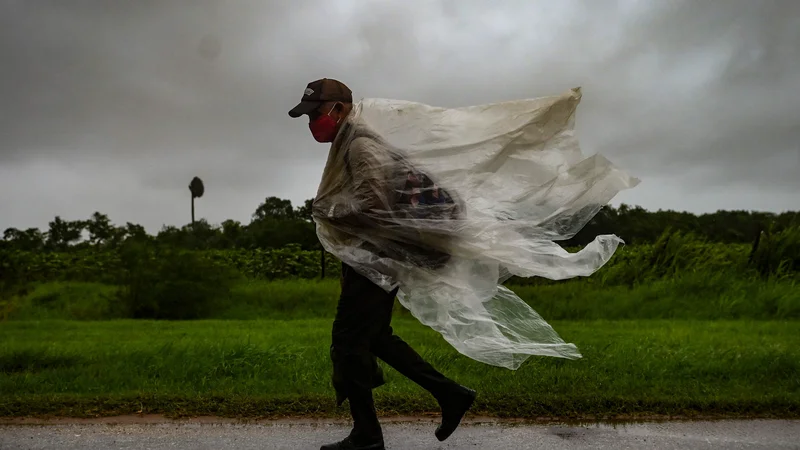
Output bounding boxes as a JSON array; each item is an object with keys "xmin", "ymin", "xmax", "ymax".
[
  {"xmin": 320, "ymin": 435, "xmax": 385, "ymax": 450},
  {"xmin": 435, "ymin": 386, "xmax": 476, "ymax": 442}
]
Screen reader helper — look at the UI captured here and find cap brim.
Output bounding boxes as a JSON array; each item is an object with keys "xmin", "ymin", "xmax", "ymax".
[{"xmin": 288, "ymin": 101, "xmax": 320, "ymax": 118}]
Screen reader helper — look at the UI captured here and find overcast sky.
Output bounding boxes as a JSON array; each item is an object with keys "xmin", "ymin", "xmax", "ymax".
[{"xmin": 1, "ymin": 0, "xmax": 798, "ymax": 233}]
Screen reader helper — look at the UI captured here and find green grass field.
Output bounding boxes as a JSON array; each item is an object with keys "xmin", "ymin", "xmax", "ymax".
[
  {"xmin": 1, "ymin": 273, "xmax": 799, "ymax": 420},
  {"xmin": 2, "ymin": 318, "xmax": 799, "ymax": 419}
]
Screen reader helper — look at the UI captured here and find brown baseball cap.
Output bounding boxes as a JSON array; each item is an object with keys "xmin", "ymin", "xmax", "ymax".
[{"xmin": 288, "ymin": 78, "xmax": 353, "ymax": 118}]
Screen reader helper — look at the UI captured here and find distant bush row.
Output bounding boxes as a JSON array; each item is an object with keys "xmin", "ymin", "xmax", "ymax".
[
  {"xmin": 2, "ymin": 228, "xmax": 799, "ymax": 287},
  {"xmin": 1, "ymin": 244, "xmax": 340, "ymax": 285},
  {"xmin": 1, "ymin": 227, "xmax": 797, "ymax": 321}
]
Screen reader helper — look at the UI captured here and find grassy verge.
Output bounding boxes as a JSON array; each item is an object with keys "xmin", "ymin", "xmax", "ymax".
[
  {"xmin": 1, "ymin": 319, "xmax": 798, "ymax": 419},
  {"xmin": 6, "ymin": 274, "xmax": 799, "ymax": 321}
]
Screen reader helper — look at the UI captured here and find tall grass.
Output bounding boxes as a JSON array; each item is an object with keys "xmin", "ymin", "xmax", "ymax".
[
  {"xmin": 751, "ymin": 225, "xmax": 800, "ymax": 277},
  {"xmin": 1, "ymin": 282, "xmax": 120, "ymax": 321},
  {"xmin": 5, "ymin": 274, "xmax": 797, "ymax": 322},
  {"xmin": 515, "ymin": 272, "xmax": 799, "ymax": 320}
]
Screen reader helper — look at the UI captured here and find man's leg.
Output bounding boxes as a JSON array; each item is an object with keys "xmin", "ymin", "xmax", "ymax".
[
  {"xmin": 371, "ymin": 332, "xmax": 459, "ymax": 400},
  {"xmin": 370, "ymin": 293, "xmax": 476, "ymax": 442},
  {"xmin": 322, "ymin": 264, "xmax": 392, "ymax": 450}
]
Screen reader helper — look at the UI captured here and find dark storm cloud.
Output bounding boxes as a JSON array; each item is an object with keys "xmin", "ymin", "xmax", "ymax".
[
  {"xmin": 1, "ymin": 0, "xmax": 799, "ymax": 231},
  {"xmin": 0, "ymin": 0, "xmax": 299, "ymax": 161}
]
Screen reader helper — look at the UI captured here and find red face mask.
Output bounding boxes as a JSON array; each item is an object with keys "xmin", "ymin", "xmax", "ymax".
[{"xmin": 309, "ymin": 105, "xmax": 339, "ymax": 143}]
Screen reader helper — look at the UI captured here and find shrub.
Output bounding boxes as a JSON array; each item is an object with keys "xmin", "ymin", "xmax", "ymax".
[
  {"xmin": 751, "ymin": 226, "xmax": 800, "ymax": 278},
  {"xmin": 1, "ymin": 229, "xmax": 797, "ymax": 292},
  {"xmin": 115, "ymin": 242, "xmax": 238, "ymax": 320}
]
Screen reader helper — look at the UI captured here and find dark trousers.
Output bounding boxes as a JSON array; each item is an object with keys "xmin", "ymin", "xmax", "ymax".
[{"xmin": 331, "ymin": 263, "xmax": 460, "ymax": 439}]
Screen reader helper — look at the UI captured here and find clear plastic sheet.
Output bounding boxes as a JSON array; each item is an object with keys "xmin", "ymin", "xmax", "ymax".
[{"xmin": 312, "ymin": 88, "xmax": 640, "ymax": 370}]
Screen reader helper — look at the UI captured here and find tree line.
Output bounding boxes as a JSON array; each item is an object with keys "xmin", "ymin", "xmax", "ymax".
[{"xmin": 2, "ymin": 196, "xmax": 798, "ymax": 253}]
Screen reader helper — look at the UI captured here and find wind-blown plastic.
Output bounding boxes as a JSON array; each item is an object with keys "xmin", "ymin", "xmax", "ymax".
[{"xmin": 312, "ymin": 88, "xmax": 640, "ymax": 370}]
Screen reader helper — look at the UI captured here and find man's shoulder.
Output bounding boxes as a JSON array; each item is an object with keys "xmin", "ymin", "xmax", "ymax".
[
  {"xmin": 345, "ymin": 126, "xmax": 387, "ymax": 161},
  {"xmin": 347, "ymin": 123, "xmax": 382, "ymax": 147}
]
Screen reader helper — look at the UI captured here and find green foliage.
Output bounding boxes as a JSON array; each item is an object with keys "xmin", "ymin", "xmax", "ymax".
[
  {"xmin": 252, "ymin": 196, "xmax": 296, "ymax": 221},
  {"xmin": 43, "ymin": 216, "xmax": 85, "ymax": 251},
  {"xmin": 4, "ymin": 202, "xmax": 799, "ymax": 256},
  {"xmin": 115, "ymin": 242, "xmax": 238, "ymax": 320},
  {"xmin": 2, "ymin": 227, "xmax": 45, "ymax": 252},
  {"xmin": 0, "ymin": 248, "xmax": 122, "ymax": 285},
  {"xmin": 6, "ymin": 282, "xmax": 121, "ymax": 321},
  {"xmin": 85, "ymin": 212, "xmax": 115, "ymax": 246},
  {"xmin": 216, "ymin": 280, "xmax": 347, "ymax": 320},
  {"xmin": 2, "ymin": 228, "xmax": 798, "ymax": 290},
  {"xmin": 5, "ymin": 273, "xmax": 797, "ymax": 322},
  {"xmin": 564, "ymin": 204, "xmax": 797, "ymax": 246},
  {"xmin": 206, "ymin": 245, "xmax": 340, "ymax": 280},
  {"xmin": 242, "ymin": 217, "xmax": 318, "ymax": 250},
  {"xmin": 515, "ymin": 272, "xmax": 799, "ymax": 320},
  {"xmin": 0, "ymin": 246, "xmax": 338, "ymax": 286},
  {"xmin": 751, "ymin": 226, "xmax": 800, "ymax": 278},
  {"xmin": 597, "ymin": 231, "xmax": 752, "ymax": 286},
  {"xmin": 508, "ymin": 230, "xmax": 764, "ymax": 287}
]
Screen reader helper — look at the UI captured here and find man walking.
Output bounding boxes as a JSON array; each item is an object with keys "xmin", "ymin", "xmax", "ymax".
[{"xmin": 288, "ymin": 78, "xmax": 476, "ymax": 450}]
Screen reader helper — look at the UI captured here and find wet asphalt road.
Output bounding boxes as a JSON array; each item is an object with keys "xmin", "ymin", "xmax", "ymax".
[{"xmin": 1, "ymin": 419, "xmax": 799, "ymax": 449}]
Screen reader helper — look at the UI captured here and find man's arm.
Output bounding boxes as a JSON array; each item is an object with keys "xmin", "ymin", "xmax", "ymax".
[
  {"xmin": 322, "ymin": 137, "xmax": 393, "ymax": 229},
  {"xmin": 350, "ymin": 137, "xmax": 393, "ymax": 214}
]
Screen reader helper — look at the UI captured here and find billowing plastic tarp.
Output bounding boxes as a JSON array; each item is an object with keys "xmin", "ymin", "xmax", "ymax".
[{"xmin": 312, "ymin": 88, "xmax": 640, "ymax": 370}]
